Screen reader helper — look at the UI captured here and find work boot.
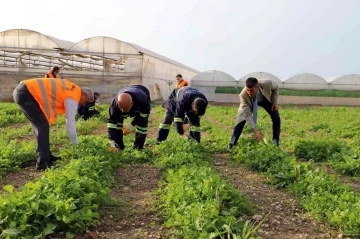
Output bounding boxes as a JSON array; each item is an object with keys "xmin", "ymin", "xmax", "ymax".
[
  {"xmin": 157, "ymin": 128, "xmax": 170, "ymax": 142},
  {"xmin": 50, "ymin": 153, "xmax": 61, "ymax": 162},
  {"xmin": 227, "ymin": 144, "xmax": 233, "ymax": 152},
  {"xmin": 36, "ymin": 161, "xmax": 55, "ymax": 171}
]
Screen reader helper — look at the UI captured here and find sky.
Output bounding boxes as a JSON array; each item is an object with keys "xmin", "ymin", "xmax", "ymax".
[{"xmin": 1, "ymin": 0, "xmax": 359, "ymax": 79}]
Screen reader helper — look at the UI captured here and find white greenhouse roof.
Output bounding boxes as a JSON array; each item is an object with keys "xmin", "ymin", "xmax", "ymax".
[
  {"xmin": 127, "ymin": 42, "xmax": 199, "ymax": 73},
  {"xmin": 283, "ymin": 73, "xmax": 329, "ymax": 90},
  {"xmin": 0, "ymin": 29, "xmax": 199, "ymax": 74},
  {"xmin": 191, "ymin": 70, "xmax": 237, "ymax": 87},
  {"xmin": 330, "ymin": 74, "xmax": 360, "ymax": 91},
  {"xmin": 238, "ymin": 72, "xmax": 283, "ymax": 85}
]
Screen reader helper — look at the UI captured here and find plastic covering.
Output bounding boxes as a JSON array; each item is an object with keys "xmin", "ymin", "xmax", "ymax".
[
  {"xmin": 238, "ymin": 72, "xmax": 283, "ymax": 87},
  {"xmin": 330, "ymin": 74, "xmax": 360, "ymax": 91},
  {"xmin": 0, "ymin": 29, "xmax": 199, "ymax": 101},
  {"xmin": 191, "ymin": 70, "xmax": 238, "ymax": 87},
  {"xmin": 283, "ymin": 73, "xmax": 329, "ymax": 90}
]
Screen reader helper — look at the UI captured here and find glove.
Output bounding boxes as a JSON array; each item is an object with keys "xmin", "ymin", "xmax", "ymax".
[
  {"xmin": 108, "ymin": 147, "xmax": 117, "ymax": 152},
  {"xmin": 179, "ymin": 134, "xmax": 188, "ymax": 139},
  {"xmin": 182, "ymin": 123, "xmax": 190, "ymax": 132},
  {"xmin": 95, "ymin": 103, "xmax": 101, "ymax": 109},
  {"xmin": 123, "ymin": 124, "xmax": 134, "ymax": 135}
]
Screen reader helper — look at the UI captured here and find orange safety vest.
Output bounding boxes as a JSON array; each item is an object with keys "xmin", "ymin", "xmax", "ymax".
[
  {"xmin": 44, "ymin": 71, "xmax": 55, "ymax": 78},
  {"xmin": 23, "ymin": 78, "xmax": 82, "ymax": 125},
  {"xmin": 176, "ymin": 79, "xmax": 188, "ymax": 88}
]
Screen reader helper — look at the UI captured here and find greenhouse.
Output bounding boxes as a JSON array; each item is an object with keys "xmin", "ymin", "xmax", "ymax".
[
  {"xmin": 330, "ymin": 74, "xmax": 360, "ymax": 91},
  {"xmin": 283, "ymin": 73, "xmax": 328, "ymax": 90},
  {"xmin": 238, "ymin": 72, "xmax": 283, "ymax": 87},
  {"xmin": 1, "ymin": 29, "xmax": 359, "ymax": 105},
  {"xmin": 190, "ymin": 70, "xmax": 238, "ymax": 101},
  {"xmin": 0, "ymin": 29, "xmax": 199, "ymax": 101}
]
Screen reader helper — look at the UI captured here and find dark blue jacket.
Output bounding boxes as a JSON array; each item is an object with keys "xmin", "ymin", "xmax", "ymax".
[
  {"xmin": 165, "ymin": 86, "xmax": 208, "ymax": 135},
  {"xmin": 107, "ymin": 85, "xmax": 151, "ymax": 149}
]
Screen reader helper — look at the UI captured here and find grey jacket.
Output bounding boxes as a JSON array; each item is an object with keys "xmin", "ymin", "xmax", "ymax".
[{"xmin": 236, "ymin": 79, "xmax": 279, "ymax": 129}]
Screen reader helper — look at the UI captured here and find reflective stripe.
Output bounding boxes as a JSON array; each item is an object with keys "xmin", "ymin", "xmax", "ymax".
[
  {"xmin": 60, "ymin": 79, "xmax": 66, "ymax": 90},
  {"xmin": 50, "ymin": 79, "xmax": 58, "ymax": 118},
  {"xmin": 117, "ymin": 123, "xmax": 123, "ymax": 126},
  {"xmin": 136, "ymin": 126, "xmax": 147, "ymax": 131},
  {"xmin": 176, "ymin": 87, "xmax": 186, "ymax": 99},
  {"xmin": 116, "ymin": 123, "xmax": 123, "ymax": 130},
  {"xmin": 159, "ymin": 123, "xmax": 171, "ymax": 129},
  {"xmin": 36, "ymin": 79, "xmax": 50, "ymax": 120},
  {"xmin": 88, "ymin": 106, "xmax": 95, "ymax": 110},
  {"xmin": 107, "ymin": 123, "xmax": 117, "ymax": 129},
  {"xmin": 136, "ymin": 128, "xmax": 147, "ymax": 134},
  {"xmin": 174, "ymin": 117, "xmax": 182, "ymax": 123},
  {"xmin": 140, "ymin": 113, "xmax": 148, "ymax": 118},
  {"xmin": 190, "ymin": 126, "xmax": 201, "ymax": 132}
]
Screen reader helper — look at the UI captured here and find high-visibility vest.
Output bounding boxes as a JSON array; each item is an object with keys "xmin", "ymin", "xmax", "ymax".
[
  {"xmin": 23, "ymin": 78, "xmax": 82, "ymax": 125},
  {"xmin": 176, "ymin": 79, "xmax": 188, "ymax": 88},
  {"xmin": 44, "ymin": 71, "xmax": 55, "ymax": 78}
]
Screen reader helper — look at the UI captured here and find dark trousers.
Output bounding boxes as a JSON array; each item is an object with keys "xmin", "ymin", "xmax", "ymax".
[
  {"xmin": 13, "ymin": 83, "xmax": 51, "ymax": 164},
  {"xmin": 157, "ymin": 110, "xmax": 201, "ymax": 142},
  {"xmin": 229, "ymin": 99, "xmax": 281, "ymax": 146},
  {"xmin": 157, "ymin": 110, "xmax": 174, "ymax": 142}
]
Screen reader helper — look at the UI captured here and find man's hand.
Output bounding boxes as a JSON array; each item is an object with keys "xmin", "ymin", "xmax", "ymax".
[
  {"xmin": 253, "ymin": 129, "xmax": 264, "ymax": 142},
  {"xmin": 108, "ymin": 147, "xmax": 117, "ymax": 152},
  {"xmin": 272, "ymin": 104, "xmax": 279, "ymax": 111},
  {"xmin": 179, "ymin": 134, "xmax": 188, "ymax": 139},
  {"xmin": 182, "ymin": 123, "xmax": 190, "ymax": 132},
  {"xmin": 123, "ymin": 124, "xmax": 134, "ymax": 135}
]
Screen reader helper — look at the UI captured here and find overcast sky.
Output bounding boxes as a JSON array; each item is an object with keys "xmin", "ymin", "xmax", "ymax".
[{"xmin": 1, "ymin": 0, "xmax": 359, "ymax": 79}]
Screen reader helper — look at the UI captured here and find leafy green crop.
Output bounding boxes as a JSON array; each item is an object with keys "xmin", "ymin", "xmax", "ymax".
[
  {"xmin": 294, "ymin": 140, "xmax": 343, "ymax": 162},
  {"xmin": 0, "ymin": 136, "xmax": 119, "ymax": 238},
  {"xmin": 153, "ymin": 139, "xmax": 259, "ymax": 238}
]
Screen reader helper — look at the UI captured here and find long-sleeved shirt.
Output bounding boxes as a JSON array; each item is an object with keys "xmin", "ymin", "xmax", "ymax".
[{"xmin": 64, "ymin": 99, "xmax": 79, "ymax": 144}]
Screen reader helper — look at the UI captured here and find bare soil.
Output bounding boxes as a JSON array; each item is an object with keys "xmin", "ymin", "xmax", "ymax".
[
  {"xmin": 0, "ymin": 166, "xmax": 43, "ymax": 192},
  {"xmin": 213, "ymin": 154, "xmax": 341, "ymax": 239},
  {"xmin": 81, "ymin": 165, "xmax": 168, "ymax": 239}
]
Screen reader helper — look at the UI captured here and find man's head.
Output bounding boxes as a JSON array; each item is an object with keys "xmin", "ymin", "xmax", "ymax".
[
  {"xmin": 94, "ymin": 92, "xmax": 100, "ymax": 101},
  {"xmin": 176, "ymin": 74, "xmax": 183, "ymax": 83},
  {"xmin": 117, "ymin": 93, "xmax": 133, "ymax": 112},
  {"xmin": 52, "ymin": 66, "xmax": 60, "ymax": 77},
  {"xmin": 191, "ymin": 98, "xmax": 207, "ymax": 116},
  {"xmin": 79, "ymin": 87, "xmax": 94, "ymax": 106},
  {"xmin": 245, "ymin": 77, "xmax": 259, "ymax": 97}
]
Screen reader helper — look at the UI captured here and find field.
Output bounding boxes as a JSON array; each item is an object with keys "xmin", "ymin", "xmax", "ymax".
[{"xmin": 1, "ymin": 102, "xmax": 360, "ymax": 238}]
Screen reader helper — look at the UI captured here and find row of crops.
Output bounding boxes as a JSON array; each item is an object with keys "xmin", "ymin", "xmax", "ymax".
[{"xmin": 1, "ymin": 102, "xmax": 360, "ymax": 237}]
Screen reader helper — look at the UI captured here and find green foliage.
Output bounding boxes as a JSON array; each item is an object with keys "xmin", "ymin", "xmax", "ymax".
[
  {"xmin": 231, "ymin": 138, "xmax": 360, "ymax": 235},
  {"xmin": 0, "ymin": 140, "xmax": 35, "ymax": 178},
  {"xmin": 0, "ymin": 136, "xmax": 118, "ymax": 238},
  {"xmin": 0, "ymin": 103, "xmax": 27, "ymax": 127},
  {"xmin": 155, "ymin": 139, "xmax": 255, "ymax": 238},
  {"xmin": 159, "ymin": 166, "xmax": 250, "ymax": 238},
  {"xmin": 294, "ymin": 140, "xmax": 343, "ymax": 162}
]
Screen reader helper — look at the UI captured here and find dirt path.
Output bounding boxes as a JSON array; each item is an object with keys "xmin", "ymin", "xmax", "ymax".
[
  {"xmin": 213, "ymin": 154, "xmax": 339, "ymax": 239},
  {"xmin": 77, "ymin": 108, "xmax": 168, "ymax": 238},
  {"xmin": 0, "ymin": 166, "xmax": 43, "ymax": 192},
  {"xmin": 91, "ymin": 164, "xmax": 167, "ymax": 239}
]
